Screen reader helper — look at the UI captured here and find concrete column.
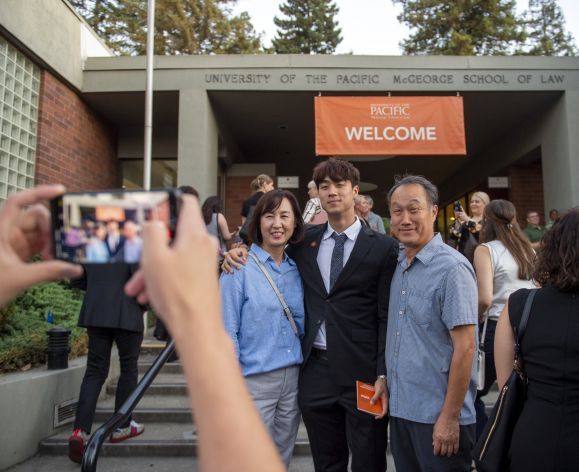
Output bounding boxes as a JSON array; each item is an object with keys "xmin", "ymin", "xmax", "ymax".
[
  {"xmin": 541, "ymin": 91, "xmax": 579, "ymax": 214},
  {"xmin": 177, "ymin": 89, "xmax": 218, "ymax": 199}
]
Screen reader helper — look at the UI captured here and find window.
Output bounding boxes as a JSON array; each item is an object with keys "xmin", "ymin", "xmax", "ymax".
[
  {"xmin": 122, "ymin": 159, "xmax": 178, "ymax": 189},
  {"xmin": 0, "ymin": 36, "xmax": 40, "ymax": 201}
]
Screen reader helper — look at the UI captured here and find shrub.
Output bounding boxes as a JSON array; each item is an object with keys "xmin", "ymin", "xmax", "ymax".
[{"xmin": 0, "ymin": 281, "xmax": 86, "ymax": 373}]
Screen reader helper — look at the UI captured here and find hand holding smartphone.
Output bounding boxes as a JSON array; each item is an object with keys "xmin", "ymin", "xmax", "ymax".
[{"xmin": 51, "ymin": 189, "xmax": 180, "ymax": 264}]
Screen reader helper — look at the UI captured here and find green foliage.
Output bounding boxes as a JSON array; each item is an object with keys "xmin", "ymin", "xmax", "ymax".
[
  {"xmin": 272, "ymin": 0, "xmax": 342, "ymax": 54},
  {"xmin": 521, "ymin": 0, "xmax": 577, "ymax": 56},
  {"xmin": 71, "ymin": 0, "xmax": 263, "ymax": 55},
  {"xmin": 393, "ymin": 0, "xmax": 525, "ymax": 55},
  {"xmin": 0, "ymin": 282, "xmax": 86, "ymax": 373}
]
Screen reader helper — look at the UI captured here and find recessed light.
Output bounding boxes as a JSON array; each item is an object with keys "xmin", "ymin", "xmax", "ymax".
[{"xmin": 278, "ymin": 125, "xmax": 288, "ymax": 130}]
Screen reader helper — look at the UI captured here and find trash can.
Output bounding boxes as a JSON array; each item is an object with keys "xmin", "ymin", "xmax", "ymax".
[{"xmin": 46, "ymin": 327, "xmax": 71, "ymax": 370}]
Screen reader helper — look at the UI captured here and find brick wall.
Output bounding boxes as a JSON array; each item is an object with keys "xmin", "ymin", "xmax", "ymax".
[
  {"xmin": 34, "ymin": 70, "xmax": 119, "ymax": 190},
  {"xmin": 224, "ymin": 176, "xmax": 254, "ymax": 229},
  {"xmin": 508, "ymin": 160, "xmax": 544, "ymax": 228}
]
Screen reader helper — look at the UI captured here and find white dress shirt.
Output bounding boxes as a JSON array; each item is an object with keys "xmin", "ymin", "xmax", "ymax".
[{"xmin": 313, "ymin": 218, "xmax": 362, "ymax": 350}]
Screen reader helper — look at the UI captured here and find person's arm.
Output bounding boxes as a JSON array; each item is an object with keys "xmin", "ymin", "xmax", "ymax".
[
  {"xmin": 125, "ymin": 196, "xmax": 284, "ymax": 472},
  {"xmin": 433, "ymin": 262, "xmax": 477, "ymax": 457},
  {"xmin": 376, "ymin": 216, "xmax": 386, "ymax": 234},
  {"xmin": 473, "ymin": 245, "xmax": 493, "ymax": 320},
  {"xmin": 217, "ymin": 213, "xmax": 233, "ymax": 241},
  {"xmin": 494, "ymin": 304, "xmax": 515, "ymax": 389},
  {"xmin": 0, "ymin": 185, "xmax": 82, "ymax": 307},
  {"xmin": 219, "ymin": 271, "xmax": 243, "ymax": 358},
  {"xmin": 302, "ymin": 199, "xmax": 316, "ymax": 224},
  {"xmin": 433, "ymin": 324, "xmax": 476, "ymax": 457}
]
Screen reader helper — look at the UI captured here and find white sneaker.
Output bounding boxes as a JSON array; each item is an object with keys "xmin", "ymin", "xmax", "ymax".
[{"xmin": 110, "ymin": 420, "xmax": 144, "ymax": 443}]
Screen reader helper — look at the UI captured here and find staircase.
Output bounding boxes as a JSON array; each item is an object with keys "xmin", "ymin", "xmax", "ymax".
[
  {"xmin": 10, "ymin": 340, "xmax": 318, "ymax": 471},
  {"xmin": 10, "ymin": 338, "xmax": 499, "ymax": 471}
]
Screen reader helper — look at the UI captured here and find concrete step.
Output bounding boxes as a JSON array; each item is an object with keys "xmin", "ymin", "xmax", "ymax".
[
  {"xmin": 7, "ymin": 454, "xmax": 324, "ymax": 471},
  {"xmin": 98, "ymin": 393, "xmax": 191, "ymax": 410},
  {"xmin": 94, "ymin": 408, "xmax": 192, "ymax": 423},
  {"xmin": 38, "ymin": 422, "xmax": 312, "ymax": 457},
  {"xmin": 107, "ymin": 382, "xmax": 188, "ymax": 396},
  {"xmin": 138, "ymin": 360, "xmax": 183, "ymax": 375}
]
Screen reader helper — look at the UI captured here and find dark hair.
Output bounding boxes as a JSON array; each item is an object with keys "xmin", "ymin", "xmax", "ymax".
[
  {"xmin": 179, "ymin": 185, "xmax": 199, "ymax": 198},
  {"xmin": 533, "ymin": 207, "xmax": 579, "ymax": 291},
  {"xmin": 312, "ymin": 158, "xmax": 360, "ymax": 188},
  {"xmin": 526, "ymin": 209, "xmax": 539, "ymax": 218},
  {"xmin": 387, "ymin": 174, "xmax": 439, "ymax": 207},
  {"xmin": 248, "ymin": 190, "xmax": 304, "ymax": 246},
  {"xmin": 201, "ymin": 196, "xmax": 223, "ymax": 225},
  {"xmin": 480, "ymin": 200, "xmax": 535, "ymax": 280}
]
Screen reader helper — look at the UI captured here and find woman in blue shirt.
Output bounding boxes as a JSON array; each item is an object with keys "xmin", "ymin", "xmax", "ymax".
[{"xmin": 220, "ymin": 189, "xmax": 305, "ymax": 467}]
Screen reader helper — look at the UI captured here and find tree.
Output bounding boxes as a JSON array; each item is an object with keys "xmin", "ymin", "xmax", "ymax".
[
  {"xmin": 272, "ymin": 0, "xmax": 342, "ymax": 54},
  {"xmin": 522, "ymin": 0, "xmax": 577, "ymax": 56},
  {"xmin": 392, "ymin": 0, "xmax": 525, "ymax": 55},
  {"xmin": 71, "ymin": 0, "xmax": 263, "ymax": 55}
]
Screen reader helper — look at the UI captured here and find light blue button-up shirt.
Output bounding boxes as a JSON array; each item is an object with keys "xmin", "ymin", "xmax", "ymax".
[
  {"xmin": 220, "ymin": 244, "xmax": 305, "ymax": 377},
  {"xmin": 386, "ymin": 233, "xmax": 478, "ymax": 425}
]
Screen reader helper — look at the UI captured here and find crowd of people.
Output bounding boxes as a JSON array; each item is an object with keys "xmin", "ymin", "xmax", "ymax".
[
  {"xmin": 63, "ymin": 218, "xmax": 143, "ymax": 263},
  {"xmin": 1, "ymin": 159, "xmax": 577, "ymax": 472}
]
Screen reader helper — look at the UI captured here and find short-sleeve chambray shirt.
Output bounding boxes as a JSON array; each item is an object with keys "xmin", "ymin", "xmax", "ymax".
[{"xmin": 386, "ymin": 233, "xmax": 478, "ymax": 425}]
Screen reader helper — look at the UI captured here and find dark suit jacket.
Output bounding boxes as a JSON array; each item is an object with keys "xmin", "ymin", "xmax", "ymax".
[
  {"xmin": 287, "ymin": 223, "xmax": 398, "ymax": 387},
  {"xmin": 106, "ymin": 235, "xmax": 126, "ymax": 262},
  {"xmin": 71, "ymin": 264, "xmax": 145, "ymax": 333}
]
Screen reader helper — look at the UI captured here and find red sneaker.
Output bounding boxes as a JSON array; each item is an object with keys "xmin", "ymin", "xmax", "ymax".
[
  {"xmin": 68, "ymin": 429, "xmax": 88, "ymax": 463},
  {"xmin": 110, "ymin": 420, "xmax": 145, "ymax": 443}
]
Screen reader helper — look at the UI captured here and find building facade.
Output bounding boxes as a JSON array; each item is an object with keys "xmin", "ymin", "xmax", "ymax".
[{"xmin": 2, "ymin": 0, "xmax": 579, "ymax": 232}]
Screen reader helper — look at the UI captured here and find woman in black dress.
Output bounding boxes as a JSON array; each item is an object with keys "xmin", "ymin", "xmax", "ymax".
[{"xmin": 494, "ymin": 207, "xmax": 579, "ymax": 471}]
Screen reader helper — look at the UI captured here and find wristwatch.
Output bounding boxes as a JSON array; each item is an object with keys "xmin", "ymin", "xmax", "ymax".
[{"xmin": 377, "ymin": 374, "xmax": 386, "ymax": 381}]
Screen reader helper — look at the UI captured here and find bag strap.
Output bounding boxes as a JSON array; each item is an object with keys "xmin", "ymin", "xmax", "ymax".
[
  {"xmin": 479, "ymin": 243, "xmax": 494, "ymax": 350},
  {"xmin": 248, "ymin": 252, "xmax": 300, "ymax": 337},
  {"xmin": 514, "ymin": 289, "xmax": 537, "ymax": 360}
]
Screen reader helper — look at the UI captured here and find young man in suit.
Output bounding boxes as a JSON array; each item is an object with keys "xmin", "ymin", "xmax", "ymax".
[
  {"xmin": 67, "ymin": 264, "xmax": 146, "ymax": 463},
  {"xmin": 223, "ymin": 159, "xmax": 398, "ymax": 471}
]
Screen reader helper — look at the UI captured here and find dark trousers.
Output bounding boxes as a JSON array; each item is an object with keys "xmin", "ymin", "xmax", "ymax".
[
  {"xmin": 474, "ymin": 319, "xmax": 497, "ymax": 439},
  {"xmin": 74, "ymin": 327, "xmax": 143, "ymax": 433},
  {"xmin": 390, "ymin": 417, "xmax": 475, "ymax": 472},
  {"xmin": 298, "ymin": 354, "xmax": 388, "ymax": 472}
]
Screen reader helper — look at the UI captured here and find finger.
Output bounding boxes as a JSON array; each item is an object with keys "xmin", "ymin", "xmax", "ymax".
[
  {"xmin": 125, "ymin": 270, "xmax": 145, "ymax": 297},
  {"xmin": 432, "ymin": 438, "xmax": 441, "ymax": 456},
  {"xmin": 451, "ymin": 438, "xmax": 459, "ymax": 456},
  {"xmin": 173, "ymin": 195, "xmax": 205, "ymax": 248},
  {"xmin": 137, "ymin": 291, "xmax": 149, "ymax": 306},
  {"xmin": 141, "ymin": 220, "xmax": 170, "ymax": 267},
  {"xmin": 15, "ymin": 261, "xmax": 82, "ymax": 289},
  {"xmin": 1, "ymin": 185, "xmax": 65, "ymax": 220}
]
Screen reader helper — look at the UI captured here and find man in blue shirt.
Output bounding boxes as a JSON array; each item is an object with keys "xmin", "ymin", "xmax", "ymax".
[{"xmin": 386, "ymin": 175, "xmax": 478, "ymax": 471}]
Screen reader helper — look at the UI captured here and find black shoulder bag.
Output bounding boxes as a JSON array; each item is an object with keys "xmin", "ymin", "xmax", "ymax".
[{"xmin": 473, "ymin": 289, "xmax": 537, "ymax": 472}]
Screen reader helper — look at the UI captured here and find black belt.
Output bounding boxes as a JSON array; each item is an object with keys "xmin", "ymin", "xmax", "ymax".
[{"xmin": 311, "ymin": 348, "xmax": 328, "ymax": 361}]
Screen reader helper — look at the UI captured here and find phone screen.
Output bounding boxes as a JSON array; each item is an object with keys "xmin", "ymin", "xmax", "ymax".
[{"xmin": 52, "ymin": 189, "xmax": 179, "ymax": 264}]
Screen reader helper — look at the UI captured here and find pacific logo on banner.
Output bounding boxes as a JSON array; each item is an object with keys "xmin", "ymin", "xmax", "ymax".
[{"xmin": 315, "ymin": 96, "xmax": 466, "ymax": 156}]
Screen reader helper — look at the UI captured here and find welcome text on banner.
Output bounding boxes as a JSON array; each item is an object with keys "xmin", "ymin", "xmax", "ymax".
[{"xmin": 315, "ymin": 96, "xmax": 466, "ymax": 156}]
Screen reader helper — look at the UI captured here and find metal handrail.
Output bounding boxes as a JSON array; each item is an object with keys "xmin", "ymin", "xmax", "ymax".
[{"xmin": 81, "ymin": 339, "xmax": 175, "ymax": 472}]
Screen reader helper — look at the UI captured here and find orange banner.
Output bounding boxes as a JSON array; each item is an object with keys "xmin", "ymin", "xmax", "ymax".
[{"xmin": 315, "ymin": 96, "xmax": 466, "ymax": 156}]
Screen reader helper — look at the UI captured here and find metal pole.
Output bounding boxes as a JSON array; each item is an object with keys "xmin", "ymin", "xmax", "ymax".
[{"xmin": 143, "ymin": 0, "xmax": 155, "ymax": 190}]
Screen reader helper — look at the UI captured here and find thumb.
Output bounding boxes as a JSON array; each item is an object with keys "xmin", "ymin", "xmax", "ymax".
[{"xmin": 17, "ymin": 261, "xmax": 83, "ymax": 288}]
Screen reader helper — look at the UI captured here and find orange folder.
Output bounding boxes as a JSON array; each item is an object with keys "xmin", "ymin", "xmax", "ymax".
[{"xmin": 356, "ymin": 380, "xmax": 383, "ymax": 416}]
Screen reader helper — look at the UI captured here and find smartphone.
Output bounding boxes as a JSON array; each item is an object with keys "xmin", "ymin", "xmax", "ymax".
[
  {"xmin": 453, "ymin": 201, "xmax": 462, "ymax": 213},
  {"xmin": 51, "ymin": 189, "xmax": 180, "ymax": 264}
]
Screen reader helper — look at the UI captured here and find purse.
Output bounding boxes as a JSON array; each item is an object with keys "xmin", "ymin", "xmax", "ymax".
[
  {"xmin": 473, "ymin": 289, "xmax": 537, "ymax": 472},
  {"xmin": 477, "ymin": 314, "xmax": 488, "ymax": 391}
]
